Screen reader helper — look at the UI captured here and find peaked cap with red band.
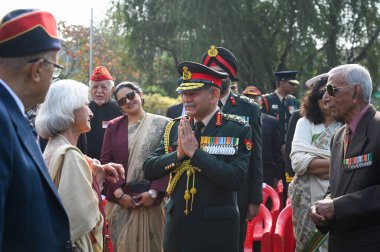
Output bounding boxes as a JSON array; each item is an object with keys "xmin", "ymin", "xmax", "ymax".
[
  {"xmin": 90, "ymin": 66, "xmax": 113, "ymax": 81},
  {"xmin": 200, "ymin": 45, "xmax": 238, "ymax": 81},
  {"xmin": 242, "ymin": 86, "xmax": 262, "ymax": 96},
  {"xmin": 176, "ymin": 61, "xmax": 228, "ymax": 92},
  {"xmin": 0, "ymin": 9, "xmax": 61, "ymax": 57}
]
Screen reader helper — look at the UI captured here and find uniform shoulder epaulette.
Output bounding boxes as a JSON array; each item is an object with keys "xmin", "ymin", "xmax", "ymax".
[
  {"xmin": 223, "ymin": 113, "xmax": 246, "ymax": 125},
  {"xmin": 172, "ymin": 116, "xmax": 183, "ymax": 121},
  {"xmin": 286, "ymin": 94, "xmax": 296, "ymax": 99},
  {"xmin": 262, "ymin": 92, "xmax": 274, "ymax": 97},
  {"xmin": 236, "ymin": 94, "xmax": 256, "ymax": 105}
]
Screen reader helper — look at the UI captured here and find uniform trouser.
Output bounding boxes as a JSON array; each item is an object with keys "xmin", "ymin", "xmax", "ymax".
[{"xmin": 237, "ymin": 182, "xmax": 250, "ymax": 252}]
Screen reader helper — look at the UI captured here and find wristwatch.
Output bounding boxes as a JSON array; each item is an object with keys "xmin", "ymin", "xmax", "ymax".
[{"xmin": 148, "ymin": 189, "xmax": 158, "ymax": 199}]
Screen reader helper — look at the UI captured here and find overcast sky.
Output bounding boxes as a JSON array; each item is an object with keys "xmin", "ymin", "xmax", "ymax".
[{"xmin": 0, "ymin": 0, "xmax": 110, "ymax": 26}]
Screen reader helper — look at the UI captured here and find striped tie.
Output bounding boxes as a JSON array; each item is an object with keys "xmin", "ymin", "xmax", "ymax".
[{"xmin": 343, "ymin": 125, "xmax": 351, "ymax": 158}]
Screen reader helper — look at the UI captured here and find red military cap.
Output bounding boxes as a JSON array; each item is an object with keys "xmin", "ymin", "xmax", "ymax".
[
  {"xmin": 242, "ymin": 86, "xmax": 262, "ymax": 96},
  {"xmin": 90, "ymin": 66, "xmax": 113, "ymax": 81},
  {"xmin": 176, "ymin": 61, "xmax": 228, "ymax": 92},
  {"xmin": 200, "ymin": 45, "xmax": 238, "ymax": 81}
]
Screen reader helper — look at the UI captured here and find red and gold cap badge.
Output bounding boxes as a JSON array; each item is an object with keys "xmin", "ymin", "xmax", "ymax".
[
  {"xmin": 207, "ymin": 45, "xmax": 218, "ymax": 57},
  {"xmin": 182, "ymin": 66, "xmax": 192, "ymax": 80}
]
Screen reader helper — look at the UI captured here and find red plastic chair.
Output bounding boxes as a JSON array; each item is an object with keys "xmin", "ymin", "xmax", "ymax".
[
  {"xmin": 244, "ymin": 204, "xmax": 272, "ymax": 252},
  {"xmin": 273, "ymin": 204, "xmax": 296, "ymax": 252},
  {"xmin": 263, "ymin": 183, "xmax": 281, "ymax": 232},
  {"xmin": 275, "ymin": 179, "xmax": 284, "ymax": 209}
]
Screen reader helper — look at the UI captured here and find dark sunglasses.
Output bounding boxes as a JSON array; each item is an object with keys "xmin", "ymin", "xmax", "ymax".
[
  {"xmin": 117, "ymin": 91, "xmax": 136, "ymax": 106},
  {"xmin": 316, "ymin": 89, "xmax": 326, "ymax": 100},
  {"xmin": 326, "ymin": 83, "xmax": 351, "ymax": 97}
]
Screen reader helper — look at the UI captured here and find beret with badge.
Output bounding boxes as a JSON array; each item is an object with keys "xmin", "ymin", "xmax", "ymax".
[
  {"xmin": 176, "ymin": 61, "xmax": 228, "ymax": 93},
  {"xmin": 90, "ymin": 66, "xmax": 113, "ymax": 81},
  {"xmin": 0, "ymin": 9, "xmax": 61, "ymax": 57},
  {"xmin": 200, "ymin": 45, "xmax": 238, "ymax": 81}
]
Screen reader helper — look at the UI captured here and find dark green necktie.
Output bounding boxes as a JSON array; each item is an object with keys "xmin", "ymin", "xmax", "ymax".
[
  {"xmin": 218, "ymin": 100, "xmax": 223, "ymax": 110},
  {"xmin": 194, "ymin": 121, "xmax": 205, "ymax": 144}
]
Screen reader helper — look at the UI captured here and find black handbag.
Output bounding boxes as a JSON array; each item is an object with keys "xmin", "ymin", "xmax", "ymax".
[{"xmin": 122, "ymin": 181, "xmax": 150, "ymax": 197}]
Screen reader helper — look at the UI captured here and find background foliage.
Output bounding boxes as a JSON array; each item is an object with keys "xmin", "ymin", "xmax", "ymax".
[{"xmin": 59, "ymin": 0, "xmax": 380, "ymax": 106}]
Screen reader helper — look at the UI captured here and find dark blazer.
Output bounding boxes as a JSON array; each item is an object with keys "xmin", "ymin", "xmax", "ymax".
[
  {"xmin": 222, "ymin": 92, "xmax": 263, "ymax": 205},
  {"xmin": 222, "ymin": 92, "xmax": 263, "ymax": 252},
  {"xmin": 143, "ymin": 112, "xmax": 252, "ymax": 252},
  {"xmin": 0, "ymin": 82, "xmax": 71, "ymax": 251},
  {"xmin": 284, "ymin": 109, "xmax": 301, "ymax": 177},
  {"xmin": 87, "ymin": 100, "xmax": 122, "ymax": 160},
  {"xmin": 166, "ymin": 102, "xmax": 184, "ymax": 119},
  {"xmin": 261, "ymin": 92, "xmax": 299, "ymax": 145},
  {"xmin": 326, "ymin": 105, "xmax": 380, "ymax": 251},
  {"xmin": 262, "ymin": 113, "xmax": 281, "ymax": 187}
]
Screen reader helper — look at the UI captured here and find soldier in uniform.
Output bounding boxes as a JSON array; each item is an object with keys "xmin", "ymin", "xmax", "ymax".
[
  {"xmin": 200, "ymin": 45, "xmax": 263, "ymax": 252},
  {"xmin": 243, "ymin": 86, "xmax": 281, "ymax": 188},
  {"xmin": 230, "ymin": 82, "xmax": 239, "ymax": 94},
  {"xmin": 143, "ymin": 61, "xmax": 252, "ymax": 252},
  {"xmin": 262, "ymin": 71, "xmax": 300, "ymax": 193},
  {"xmin": 87, "ymin": 66, "xmax": 122, "ymax": 160}
]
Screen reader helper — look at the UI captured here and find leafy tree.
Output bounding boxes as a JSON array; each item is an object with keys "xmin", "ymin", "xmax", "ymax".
[
  {"xmin": 58, "ymin": 21, "xmax": 139, "ymax": 84},
  {"xmin": 106, "ymin": 0, "xmax": 380, "ymax": 99}
]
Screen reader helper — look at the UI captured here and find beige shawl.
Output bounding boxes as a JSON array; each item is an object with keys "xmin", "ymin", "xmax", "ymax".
[
  {"xmin": 44, "ymin": 135, "xmax": 103, "ymax": 252},
  {"xmin": 105, "ymin": 113, "xmax": 169, "ymax": 252}
]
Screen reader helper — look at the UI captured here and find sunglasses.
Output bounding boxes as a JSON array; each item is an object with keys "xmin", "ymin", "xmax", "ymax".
[
  {"xmin": 326, "ymin": 83, "xmax": 351, "ymax": 96},
  {"xmin": 117, "ymin": 91, "xmax": 136, "ymax": 106}
]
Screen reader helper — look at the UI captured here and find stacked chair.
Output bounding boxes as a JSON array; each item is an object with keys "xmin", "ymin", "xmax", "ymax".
[
  {"xmin": 244, "ymin": 184, "xmax": 296, "ymax": 252},
  {"xmin": 244, "ymin": 204, "xmax": 273, "ymax": 252},
  {"xmin": 273, "ymin": 204, "xmax": 296, "ymax": 252},
  {"xmin": 262, "ymin": 184, "xmax": 281, "ymax": 232}
]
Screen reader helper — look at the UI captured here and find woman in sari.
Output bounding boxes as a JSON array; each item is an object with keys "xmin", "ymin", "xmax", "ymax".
[
  {"xmin": 288, "ymin": 76, "xmax": 342, "ymax": 251},
  {"xmin": 101, "ymin": 81, "xmax": 169, "ymax": 252},
  {"xmin": 36, "ymin": 79, "xmax": 124, "ymax": 252}
]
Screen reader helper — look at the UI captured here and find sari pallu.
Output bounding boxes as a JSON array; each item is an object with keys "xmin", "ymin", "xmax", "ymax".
[
  {"xmin": 289, "ymin": 120, "xmax": 342, "ymax": 252},
  {"xmin": 44, "ymin": 136, "xmax": 103, "ymax": 252},
  {"xmin": 105, "ymin": 113, "xmax": 169, "ymax": 252}
]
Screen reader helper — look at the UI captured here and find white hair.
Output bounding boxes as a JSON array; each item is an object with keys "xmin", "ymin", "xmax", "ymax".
[
  {"xmin": 89, "ymin": 79, "xmax": 114, "ymax": 89},
  {"xmin": 329, "ymin": 64, "xmax": 372, "ymax": 103},
  {"xmin": 35, "ymin": 79, "xmax": 89, "ymax": 138}
]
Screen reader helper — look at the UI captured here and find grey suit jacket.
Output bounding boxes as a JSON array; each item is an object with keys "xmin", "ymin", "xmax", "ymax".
[{"xmin": 327, "ymin": 105, "xmax": 380, "ymax": 251}]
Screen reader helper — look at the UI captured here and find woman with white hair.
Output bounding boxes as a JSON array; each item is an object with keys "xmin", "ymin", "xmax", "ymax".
[{"xmin": 35, "ymin": 79, "xmax": 124, "ymax": 252}]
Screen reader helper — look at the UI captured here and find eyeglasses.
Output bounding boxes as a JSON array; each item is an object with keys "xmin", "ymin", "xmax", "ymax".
[
  {"xmin": 27, "ymin": 58, "xmax": 64, "ymax": 78},
  {"xmin": 326, "ymin": 83, "xmax": 351, "ymax": 96},
  {"xmin": 117, "ymin": 91, "xmax": 136, "ymax": 106}
]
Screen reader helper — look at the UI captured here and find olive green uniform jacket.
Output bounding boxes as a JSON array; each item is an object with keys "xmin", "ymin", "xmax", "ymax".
[
  {"xmin": 262, "ymin": 92, "xmax": 299, "ymax": 146},
  {"xmin": 143, "ymin": 111, "xmax": 252, "ymax": 252}
]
